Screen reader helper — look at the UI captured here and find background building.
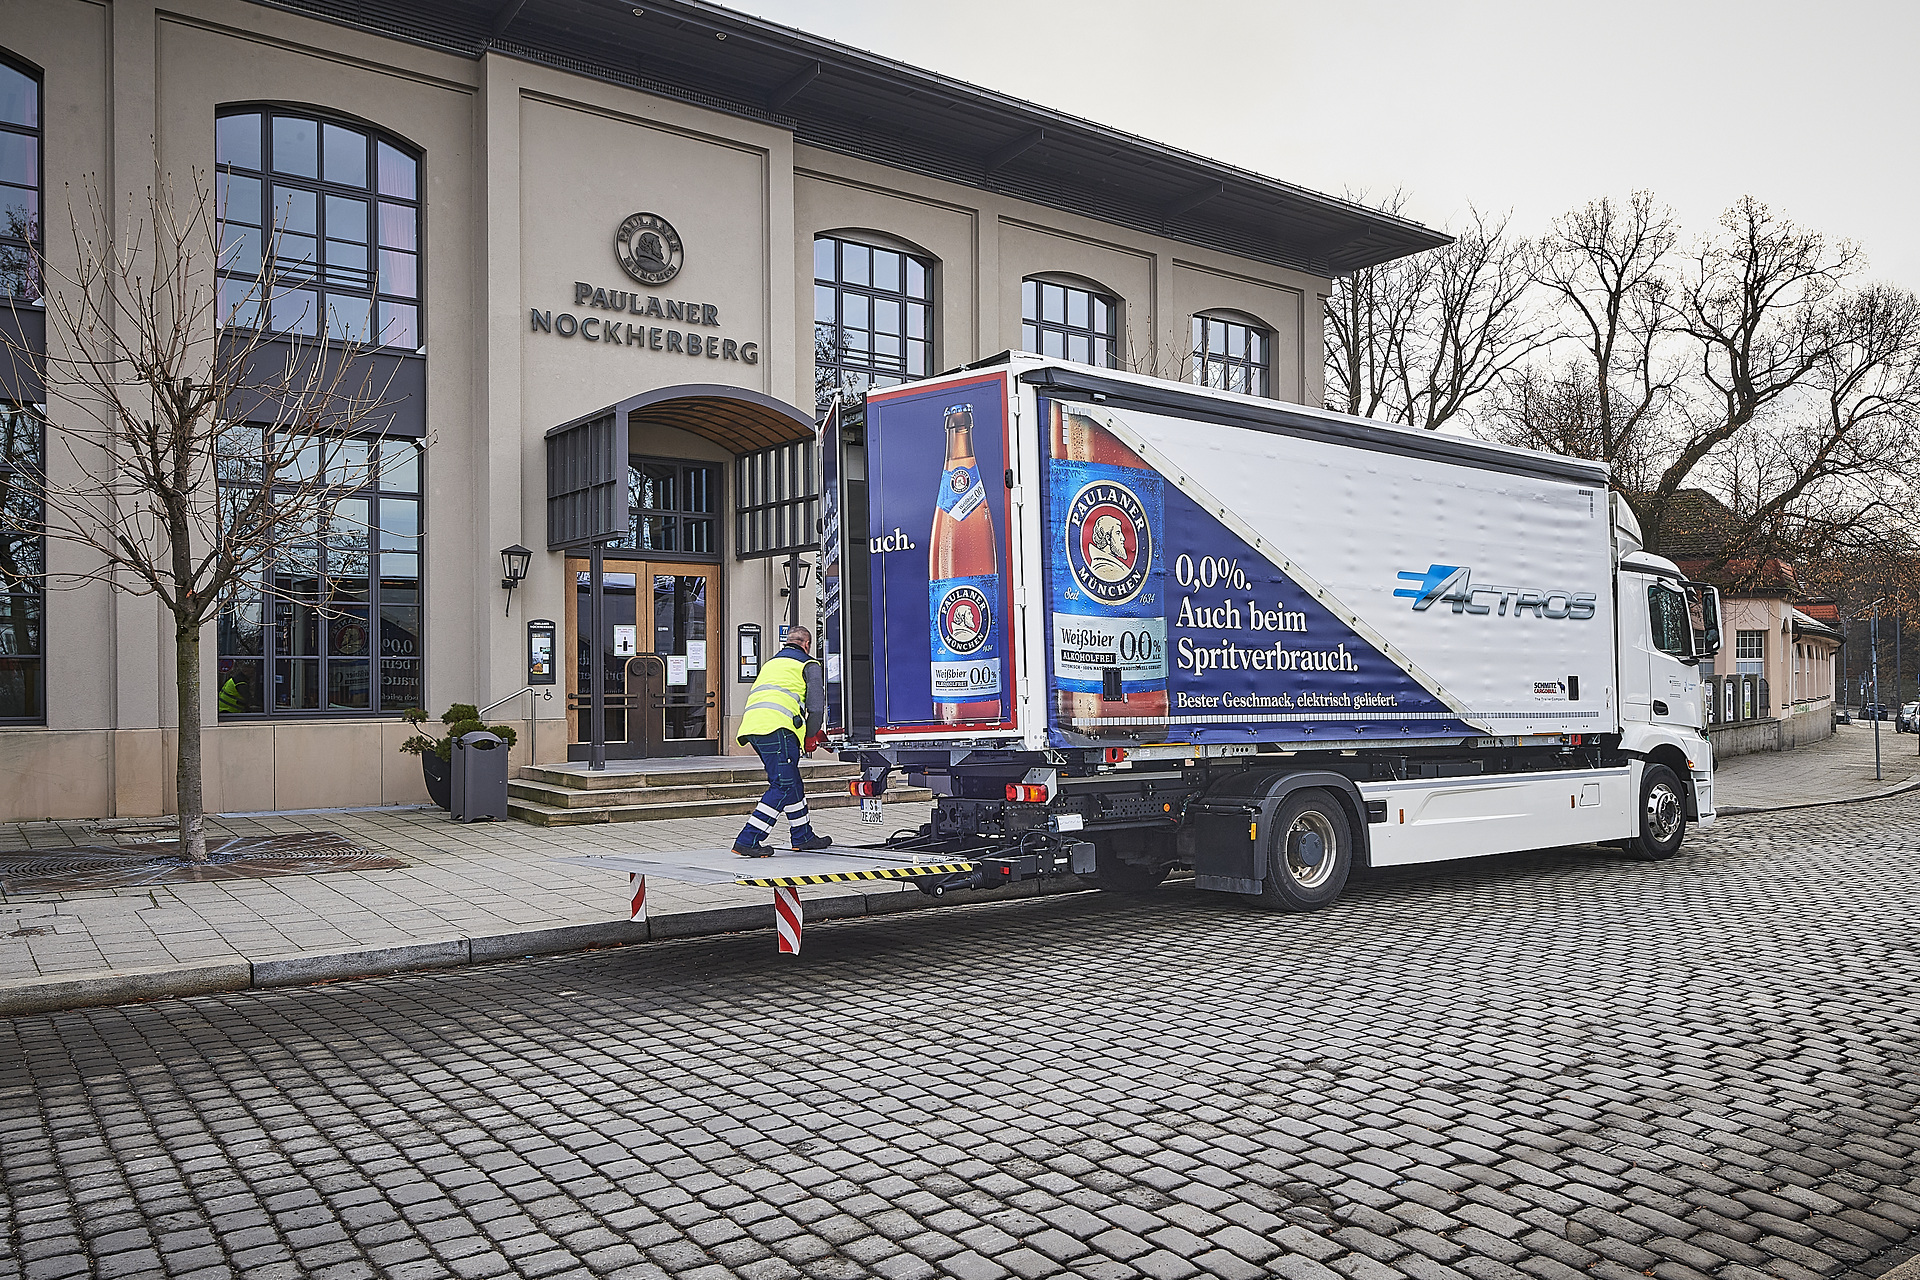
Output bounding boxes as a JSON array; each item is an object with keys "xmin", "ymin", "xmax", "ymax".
[{"xmin": 0, "ymin": 0, "xmax": 1442, "ymax": 820}]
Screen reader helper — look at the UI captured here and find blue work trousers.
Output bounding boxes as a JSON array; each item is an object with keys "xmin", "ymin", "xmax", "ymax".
[{"xmin": 736, "ymin": 730, "xmax": 816, "ymax": 849}]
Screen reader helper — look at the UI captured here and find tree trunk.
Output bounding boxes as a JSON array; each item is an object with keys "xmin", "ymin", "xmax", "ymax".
[{"xmin": 175, "ymin": 614, "xmax": 208, "ymax": 863}]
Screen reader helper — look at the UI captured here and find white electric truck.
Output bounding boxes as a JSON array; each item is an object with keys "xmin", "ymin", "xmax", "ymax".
[{"xmin": 820, "ymin": 354, "xmax": 1721, "ymax": 910}]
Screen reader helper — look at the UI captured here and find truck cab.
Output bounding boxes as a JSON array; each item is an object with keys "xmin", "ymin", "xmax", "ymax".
[{"xmin": 1611, "ymin": 500, "xmax": 1721, "ymax": 829}]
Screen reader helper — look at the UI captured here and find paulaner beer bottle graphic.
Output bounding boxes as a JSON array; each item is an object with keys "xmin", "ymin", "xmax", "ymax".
[
  {"xmin": 929, "ymin": 403, "xmax": 1004, "ymax": 723},
  {"xmin": 1050, "ymin": 401, "xmax": 1168, "ymax": 739}
]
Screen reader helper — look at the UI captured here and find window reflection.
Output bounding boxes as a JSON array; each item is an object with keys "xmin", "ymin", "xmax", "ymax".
[{"xmin": 216, "ymin": 107, "xmax": 421, "ymax": 349}]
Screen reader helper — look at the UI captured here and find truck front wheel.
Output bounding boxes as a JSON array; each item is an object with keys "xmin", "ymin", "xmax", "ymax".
[
  {"xmin": 1248, "ymin": 791, "xmax": 1352, "ymax": 912},
  {"xmin": 1624, "ymin": 764, "xmax": 1687, "ymax": 861}
]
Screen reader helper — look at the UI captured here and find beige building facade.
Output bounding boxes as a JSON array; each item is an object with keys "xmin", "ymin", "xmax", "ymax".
[{"xmin": 0, "ymin": 0, "xmax": 1439, "ymax": 820}]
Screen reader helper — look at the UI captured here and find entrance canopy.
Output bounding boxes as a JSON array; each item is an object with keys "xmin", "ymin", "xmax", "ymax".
[
  {"xmin": 623, "ymin": 384, "xmax": 816, "ymax": 453},
  {"xmin": 545, "ymin": 384, "xmax": 817, "ymax": 550}
]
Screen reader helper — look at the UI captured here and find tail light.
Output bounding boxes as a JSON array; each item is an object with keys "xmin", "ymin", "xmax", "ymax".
[
  {"xmin": 848, "ymin": 780, "xmax": 882, "ymax": 797},
  {"xmin": 1006, "ymin": 784, "xmax": 1049, "ymax": 803}
]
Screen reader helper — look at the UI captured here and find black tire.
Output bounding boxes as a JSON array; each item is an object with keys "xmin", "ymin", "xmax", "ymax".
[
  {"xmin": 1623, "ymin": 763, "xmax": 1687, "ymax": 861},
  {"xmin": 1080, "ymin": 833, "xmax": 1172, "ymax": 895},
  {"xmin": 1246, "ymin": 790, "xmax": 1352, "ymax": 913}
]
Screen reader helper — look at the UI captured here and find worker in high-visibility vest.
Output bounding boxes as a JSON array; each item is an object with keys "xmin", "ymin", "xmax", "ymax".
[{"xmin": 733, "ymin": 625, "xmax": 831, "ymax": 857}]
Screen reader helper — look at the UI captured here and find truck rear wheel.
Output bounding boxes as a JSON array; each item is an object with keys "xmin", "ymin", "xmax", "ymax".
[
  {"xmin": 1248, "ymin": 791, "xmax": 1352, "ymax": 912},
  {"xmin": 1082, "ymin": 834, "xmax": 1172, "ymax": 895},
  {"xmin": 1623, "ymin": 764, "xmax": 1687, "ymax": 861}
]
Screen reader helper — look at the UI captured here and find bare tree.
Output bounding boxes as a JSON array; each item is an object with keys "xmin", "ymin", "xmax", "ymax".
[
  {"xmin": 0, "ymin": 173, "xmax": 401, "ymax": 860},
  {"xmin": 1489, "ymin": 193, "xmax": 1679, "ymax": 492},
  {"xmin": 1325, "ymin": 198, "xmax": 1542, "ymax": 431},
  {"xmin": 1640, "ymin": 197, "xmax": 1873, "ymax": 552},
  {"xmin": 1488, "ymin": 194, "xmax": 1920, "ymax": 575}
]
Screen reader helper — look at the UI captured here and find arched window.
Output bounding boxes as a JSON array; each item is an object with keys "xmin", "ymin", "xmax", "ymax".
[
  {"xmin": 215, "ymin": 107, "xmax": 421, "ymax": 349},
  {"xmin": 813, "ymin": 234, "xmax": 932, "ymax": 406},
  {"xmin": 1191, "ymin": 312, "xmax": 1271, "ymax": 397},
  {"xmin": 0, "ymin": 52, "xmax": 40, "ymax": 299},
  {"xmin": 1022, "ymin": 277, "xmax": 1117, "ymax": 368}
]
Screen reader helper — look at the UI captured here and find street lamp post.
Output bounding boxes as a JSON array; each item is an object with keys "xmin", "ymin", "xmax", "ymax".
[{"xmin": 1868, "ymin": 598, "xmax": 1883, "ymax": 781}]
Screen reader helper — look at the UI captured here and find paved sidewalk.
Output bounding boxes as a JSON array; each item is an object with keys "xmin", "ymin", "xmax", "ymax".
[
  {"xmin": 1715, "ymin": 718, "xmax": 1920, "ymax": 812},
  {"xmin": 0, "ymin": 795, "xmax": 979, "ymax": 1015}
]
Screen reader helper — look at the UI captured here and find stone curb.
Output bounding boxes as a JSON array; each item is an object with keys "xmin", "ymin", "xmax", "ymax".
[
  {"xmin": 1717, "ymin": 772, "xmax": 1920, "ymax": 816},
  {"xmin": 0, "ymin": 877, "xmax": 1081, "ymax": 1018}
]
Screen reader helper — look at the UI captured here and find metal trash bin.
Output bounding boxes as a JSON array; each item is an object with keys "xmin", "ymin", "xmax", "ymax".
[{"xmin": 451, "ymin": 730, "xmax": 509, "ymax": 822}]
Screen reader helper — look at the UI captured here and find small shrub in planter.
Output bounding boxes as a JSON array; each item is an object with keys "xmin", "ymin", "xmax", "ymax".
[{"xmin": 399, "ymin": 704, "xmax": 519, "ymax": 810}]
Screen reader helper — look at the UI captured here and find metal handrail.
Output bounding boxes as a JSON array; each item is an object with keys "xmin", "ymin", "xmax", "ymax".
[{"xmin": 477, "ymin": 686, "xmax": 556, "ymax": 718}]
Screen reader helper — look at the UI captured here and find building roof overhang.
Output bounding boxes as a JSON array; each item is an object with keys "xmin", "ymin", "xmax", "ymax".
[{"xmin": 245, "ymin": 0, "xmax": 1451, "ymax": 277}]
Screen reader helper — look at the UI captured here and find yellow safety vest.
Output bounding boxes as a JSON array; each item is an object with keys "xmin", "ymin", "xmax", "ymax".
[{"xmin": 737, "ymin": 654, "xmax": 813, "ymax": 742}]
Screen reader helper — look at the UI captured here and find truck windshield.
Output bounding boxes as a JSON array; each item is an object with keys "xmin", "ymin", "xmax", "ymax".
[{"xmin": 1649, "ymin": 584, "xmax": 1693, "ymax": 658}]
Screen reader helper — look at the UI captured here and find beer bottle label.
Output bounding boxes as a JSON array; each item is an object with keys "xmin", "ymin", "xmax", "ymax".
[
  {"xmin": 1050, "ymin": 458, "xmax": 1167, "ymax": 692},
  {"xmin": 936, "ymin": 462, "xmax": 987, "ymax": 522},
  {"xmin": 929, "ymin": 573, "xmax": 1003, "ymax": 703}
]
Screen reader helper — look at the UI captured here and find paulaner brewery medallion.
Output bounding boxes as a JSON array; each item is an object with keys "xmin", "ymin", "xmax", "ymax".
[{"xmin": 615, "ymin": 212, "xmax": 684, "ymax": 286}]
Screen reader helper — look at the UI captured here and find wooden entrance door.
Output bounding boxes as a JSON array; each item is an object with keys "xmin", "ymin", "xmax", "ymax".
[{"xmin": 565, "ymin": 559, "xmax": 720, "ymax": 759}]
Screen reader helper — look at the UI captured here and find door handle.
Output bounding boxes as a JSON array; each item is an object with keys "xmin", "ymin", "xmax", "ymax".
[{"xmin": 1652, "ymin": 700, "xmax": 1669, "ymax": 716}]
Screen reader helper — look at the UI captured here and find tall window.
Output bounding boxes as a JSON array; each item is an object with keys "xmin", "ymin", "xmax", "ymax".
[
  {"xmin": 0, "ymin": 53, "xmax": 40, "ymax": 298},
  {"xmin": 216, "ymin": 431, "xmax": 423, "ymax": 716},
  {"xmin": 1191, "ymin": 313, "xmax": 1270, "ymax": 397},
  {"xmin": 814, "ymin": 235, "xmax": 932, "ymax": 407},
  {"xmin": 215, "ymin": 107, "xmax": 421, "ymax": 349},
  {"xmin": 1735, "ymin": 629, "xmax": 1764, "ymax": 676},
  {"xmin": 0, "ymin": 403, "xmax": 42, "ymax": 722},
  {"xmin": 1023, "ymin": 279, "xmax": 1117, "ymax": 368},
  {"xmin": 623, "ymin": 457, "xmax": 717, "ymax": 556}
]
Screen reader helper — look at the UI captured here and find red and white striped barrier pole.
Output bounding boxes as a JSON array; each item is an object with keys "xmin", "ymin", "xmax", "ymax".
[
  {"xmin": 629, "ymin": 874, "xmax": 648, "ymax": 923},
  {"xmin": 774, "ymin": 885, "xmax": 802, "ymax": 954}
]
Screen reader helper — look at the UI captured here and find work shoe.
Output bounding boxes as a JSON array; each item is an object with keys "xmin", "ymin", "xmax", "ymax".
[
  {"xmin": 792, "ymin": 834, "xmax": 833, "ymax": 852},
  {"xmin": 733, "ymin": 843, "xmax": 775, "ymax": 858}
]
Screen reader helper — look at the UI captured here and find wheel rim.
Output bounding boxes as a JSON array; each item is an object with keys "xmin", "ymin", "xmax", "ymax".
[
  {"xmin": 1645, "ymin": 782, "xmax": 1683, "ymax": 845},
  {"xmin": 1283, "ymin": 811, "xmax": 1339, "ymax": 888}
]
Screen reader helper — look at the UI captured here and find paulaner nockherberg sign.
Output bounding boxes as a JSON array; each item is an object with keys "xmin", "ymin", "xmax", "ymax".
[{"xmin": 529, "ymin": 211, "xmax": 761, "ymax": 365}]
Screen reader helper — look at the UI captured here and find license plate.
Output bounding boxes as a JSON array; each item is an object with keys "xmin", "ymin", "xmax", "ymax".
[{"xmin": 859, "ymin": 796, "xmax": 883, "ymax": 823}]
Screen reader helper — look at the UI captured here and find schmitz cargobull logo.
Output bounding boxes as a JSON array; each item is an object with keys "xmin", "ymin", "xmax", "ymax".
[
  {"xmin": 935, "ymin": 584, "xmax": 993, "ymax": 655},
  {"xmin": 1065, "ymin": 480, "xmax": 1152, "ymax": 606}
]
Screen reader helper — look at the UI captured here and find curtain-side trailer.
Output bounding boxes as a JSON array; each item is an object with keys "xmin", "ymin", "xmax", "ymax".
[{"xmin": 821, "ymin": 355, "xmax": 1723, "ymax": 911}]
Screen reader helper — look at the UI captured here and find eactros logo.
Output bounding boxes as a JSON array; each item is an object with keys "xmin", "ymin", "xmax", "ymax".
[{"xmin": 1394, "ymin": 564, "xmax": 1596, "ymax": 620}]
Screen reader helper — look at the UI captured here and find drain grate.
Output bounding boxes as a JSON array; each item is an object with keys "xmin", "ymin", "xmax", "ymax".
[{"xmin": 0, "ymin": 832, "xmax": 407, "ymax": 894}]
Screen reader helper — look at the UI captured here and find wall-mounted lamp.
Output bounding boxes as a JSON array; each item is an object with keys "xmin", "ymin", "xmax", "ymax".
[{"xmin": 500, "ymin": 544, "xmax": 532, "ymax": 616}]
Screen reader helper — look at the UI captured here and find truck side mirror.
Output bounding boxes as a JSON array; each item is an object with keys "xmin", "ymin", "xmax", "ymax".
[{"xmin": 1686, "ymin": 582, "xmax": 1722, "ymax": 658}]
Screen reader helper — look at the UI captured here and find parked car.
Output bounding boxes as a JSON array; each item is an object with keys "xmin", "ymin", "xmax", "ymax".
[
  {"xmin": 1898, "ymin": 701, "xmax": 1920, "ymax": 733},
  {"xmin": 1861, "ymin": 703, "xmax": 1889, "ymax": 721}
]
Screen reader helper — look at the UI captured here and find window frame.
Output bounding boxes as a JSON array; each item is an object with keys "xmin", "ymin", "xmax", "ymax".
[
  {"xmin": 1021, "ymin": 277, "xmax": 1118, "ymax": 369},
  {"xmin": 1734, "ymin": 628, "xmax": 1765, "ymax": 675},
  {"xmin": 0, "ymin": 401, "xmax": 44, "ymax": 724},
  {"xmin": 1648, "ymin": 583, "xmax": 1694, "ymax": 659},
  {"xmin": 213, "ymin": 104, "xmax": 423, "ymax": 351},
  {"xmin": 813, "ymin": 234, "xmax": 934, "ymax": 409},
  {"xmin": 0, "ymin": 49, "xmax": 43, "ymax": 301},
  {"xmin": 215, "ymin": 430, "xmax": 424, "ymax": 719},
  {"xmin": 612, "ymin": 454, "xmax": 721, "ymax": 562},
  {"xmin": 1190, "ymin": 312, "xmax": 1272, "ymax": 398}
]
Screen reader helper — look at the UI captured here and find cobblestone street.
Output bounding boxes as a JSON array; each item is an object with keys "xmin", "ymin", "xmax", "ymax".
[{"xmin": 4, "ymin": 796, "xmax": 1918, "ymax": 1280}]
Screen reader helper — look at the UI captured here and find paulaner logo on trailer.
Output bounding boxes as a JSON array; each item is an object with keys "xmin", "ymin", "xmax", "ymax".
[
  {"xmin": 1064, "ymin": 480, "xmax": 1153, "ymax": 606},
  {"xmin": 1394, "ymin": 564, "xmax": 1597, "ymax": 619}
]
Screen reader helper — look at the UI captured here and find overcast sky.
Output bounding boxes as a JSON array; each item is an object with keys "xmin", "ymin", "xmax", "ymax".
[{"xmin": 733, "ymin": 0, "xmax": 1920, "ymax": 290}]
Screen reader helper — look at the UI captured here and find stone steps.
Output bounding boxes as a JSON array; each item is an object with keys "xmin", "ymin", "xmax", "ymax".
[{"xmin": 504, "ymin": 756, "xmax": 923, "ymax": 826}]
